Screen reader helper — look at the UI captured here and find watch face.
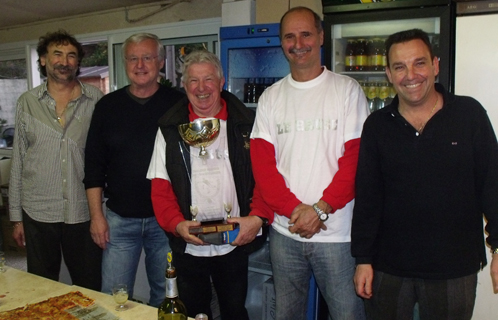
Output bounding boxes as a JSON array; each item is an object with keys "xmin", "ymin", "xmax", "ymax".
[{"xmin": 319, "ymin": 213, "xmax": 328, "ymax": 221}]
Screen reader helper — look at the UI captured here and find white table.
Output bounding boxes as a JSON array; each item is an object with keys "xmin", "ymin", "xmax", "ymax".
[{"xmin": 0, "ymin": 266, "xmax": 194, "ymax": 319}]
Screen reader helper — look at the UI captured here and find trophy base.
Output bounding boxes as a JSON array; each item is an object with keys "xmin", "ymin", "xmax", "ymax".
[
  {"xmin": 198, "ymin": 228, "xmax": 240, "ymax": 245},
  {"xmin": 189, "ymin": 220, "xmax": 239, "ymax": 235}
]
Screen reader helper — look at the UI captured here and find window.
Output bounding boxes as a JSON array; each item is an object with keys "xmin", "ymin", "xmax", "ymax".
[
  {"xmin": 112, "ymin": 35, "xmax": 218, "ymax": 90},
  {"xmin": 0, "ymin": 59, "xmax": 27, "ymax": 127},
  {"xmin": 108, "ymin": 18, "xmax": 221, "ymax": 91},
  {"xmin": 80, "ymin": 42, "xmax": 110, "ymax": 94}
]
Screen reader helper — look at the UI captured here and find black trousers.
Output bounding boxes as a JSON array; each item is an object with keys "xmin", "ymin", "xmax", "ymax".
[
  {"xmin": 174, "ymin": 247, "xmax": 250, "ymax": 320},
  {"xmin": 364, "ymin": 270, "xmax": 477, "ymax": 320},
  {"xmin": 23, "ymin": 211, "xmax": 102, "ymax": 291}
]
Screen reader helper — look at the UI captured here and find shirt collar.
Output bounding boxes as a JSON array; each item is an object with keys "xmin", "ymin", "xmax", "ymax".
[
  {"xmin": 188, "ymin": 98, "xmax": 228, "ymax": 122},
  {"xmin": 38, "ymin": 80, "xmax": 89, "ymax": 100}
]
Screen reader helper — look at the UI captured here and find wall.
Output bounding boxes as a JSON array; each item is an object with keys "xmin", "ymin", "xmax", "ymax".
[
  {"xmin": 0, "ymin": 0, "xmax": 324, "ymax": 44},
  {"xmin": 0, "ymin": 0, "xmax": 223, "ymax": 44},
  {"xmin": 256, "ymin": 0, "xmax": 323, "ymax": 23},
  {"xmin": 455, "ymin": 13, "xmax": 498, "ymax": 320}
]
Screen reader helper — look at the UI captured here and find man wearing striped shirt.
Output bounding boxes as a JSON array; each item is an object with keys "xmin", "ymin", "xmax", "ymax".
[{"xmin": 9, "ymin": 30, "xmax": 103, "ymax": 290}]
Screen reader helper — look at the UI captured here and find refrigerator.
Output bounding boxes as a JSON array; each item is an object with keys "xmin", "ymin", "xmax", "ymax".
[
  {"xmin": 454, "ymin": 1, "xmax": 498, "ymax": 319},
  {"xmin": 219, "ymin": 24, "xmax": 322, "ymax": 320},
  {"xmin": 219, "ymin": 23, "xmax": 289, "ymax": 110},
  {"xmin": 322, "ymin": 0, "xmax": 456, "ymax": 112}
]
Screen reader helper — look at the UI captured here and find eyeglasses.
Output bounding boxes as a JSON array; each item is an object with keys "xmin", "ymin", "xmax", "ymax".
[{"xmin": 125, "ymin": 55, "xmax": 158, "ymax": 64}]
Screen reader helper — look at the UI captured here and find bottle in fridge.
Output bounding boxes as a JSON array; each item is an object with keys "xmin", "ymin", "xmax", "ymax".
[{"xmin": 322, "ymin": 0, "xmax": 456, "ymax": 103}]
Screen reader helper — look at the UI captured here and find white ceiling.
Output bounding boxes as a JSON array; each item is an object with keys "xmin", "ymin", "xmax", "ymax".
[{"xmin": 0, "ymin": 0, "xmax": 164, "ymax": 29}]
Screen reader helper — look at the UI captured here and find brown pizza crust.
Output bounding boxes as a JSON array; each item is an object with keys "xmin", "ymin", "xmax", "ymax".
[{"xmin": 0, "ymin": 291, "xmax": 95, "ymax": 320}]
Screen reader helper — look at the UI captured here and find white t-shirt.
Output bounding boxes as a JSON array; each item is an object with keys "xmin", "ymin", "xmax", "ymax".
[
  {"xmin": 147, "ymin": 120, "xmax": 238, "ymax": 256},
  {"xmin": 251, "ymin": 67, "xmax": 369, "ymax": 243}
]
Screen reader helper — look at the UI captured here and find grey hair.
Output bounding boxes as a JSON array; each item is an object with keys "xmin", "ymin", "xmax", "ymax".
[
  {"xmin": 122, "ymin": 33, "xmax": 165, "ymax": 60},
  {"xmin": 181, "ymin": 50, "xmax": 223, "ymax": 83}
]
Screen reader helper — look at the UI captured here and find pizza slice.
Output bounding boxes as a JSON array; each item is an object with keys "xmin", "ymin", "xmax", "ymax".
[{"xmin": 0, "ymin": 290, "xmax": 95, "ymax": 320}]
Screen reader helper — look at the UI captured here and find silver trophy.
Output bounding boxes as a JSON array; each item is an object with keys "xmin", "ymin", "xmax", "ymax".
[{"xmin": 178, "ymin": 118, "xmax": 220, "ymax": 158}]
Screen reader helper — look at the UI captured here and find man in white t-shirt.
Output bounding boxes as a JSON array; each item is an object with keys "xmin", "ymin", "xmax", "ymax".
[{"xmin": 250, "ymin": 6, "xmax": 369, "ymax": 320}]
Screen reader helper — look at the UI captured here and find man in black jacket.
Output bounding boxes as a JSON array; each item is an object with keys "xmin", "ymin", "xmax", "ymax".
[
  {"xmin": 147, "ymin": 50, "xmax": 271, "ymax": 319},
  {"xmin": 352, "ymin": 28, "xmax": 498, "ymax": 320}
]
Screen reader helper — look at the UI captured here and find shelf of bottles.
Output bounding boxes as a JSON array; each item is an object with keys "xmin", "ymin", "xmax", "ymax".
[
  {"xmin": 338, "ymin": 34, "xmax": 439, "ymax": 113},
  {"xmin": 240, "ymin": 77, "xmax": 283, "ymax": 108},
  {"xmin": 331, "ymin": 18, "xmax": 440, "ymax": 112},
  {"xmin": 335, "ymin": 34, "xmax": 441, "ymax": 113},
  {"xmin": 342, "ymin": 37, "xmax": 393, "ymax": 112}
]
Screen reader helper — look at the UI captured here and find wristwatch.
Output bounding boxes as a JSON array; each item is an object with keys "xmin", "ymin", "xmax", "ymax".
[
  {"xmin": 492, "ymin": 248, "xmax": 498, "ymax": 255},
  {"xmin": 313, "ymin": 203, "xmax": 328, "ymax": 222},
  {"xmin": 255, "ymin": 216, "xmax": 269, "ymax": 227}
]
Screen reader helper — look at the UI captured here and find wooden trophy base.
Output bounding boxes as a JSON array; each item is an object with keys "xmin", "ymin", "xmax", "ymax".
[{"xmin": 189, "ymin": 219, "xmax": 239, "ymax": 235}]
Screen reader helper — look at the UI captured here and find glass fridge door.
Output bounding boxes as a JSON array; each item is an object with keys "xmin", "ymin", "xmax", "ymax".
[
  {"xmin": 222, "ymin": 38, "xmax": 289, "ymax": 109},
  {"xmin": 330, "ymin": 17, "xmax": 441, "ymax": 112}
]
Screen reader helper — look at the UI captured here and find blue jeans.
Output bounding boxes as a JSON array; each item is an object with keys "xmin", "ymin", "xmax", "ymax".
[
  {"xmin": 102, "ymin": 208, "xmax": 170, "ymax": 307},
  {"xmin": 270, "ymin": 228, "xmax": 365, "ymax": 320}
]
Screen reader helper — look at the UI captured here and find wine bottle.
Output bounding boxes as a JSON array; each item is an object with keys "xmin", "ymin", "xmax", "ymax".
[{"xmin": 158, "ymin": 266, "xmax": 188, "ymax": 320}]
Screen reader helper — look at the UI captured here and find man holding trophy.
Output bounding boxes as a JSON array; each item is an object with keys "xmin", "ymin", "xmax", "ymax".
[{"xmin": 147, "ymin": 50, "xmax": 272, "ymax": 320}]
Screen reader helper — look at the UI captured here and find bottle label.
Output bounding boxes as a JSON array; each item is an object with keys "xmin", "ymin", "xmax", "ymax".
[
  {"xmin": 379, "ymin": 86, "xmax": 389, "ymax": 99},
  {"xmin": 166, "ymin": 277, "xmax": 179, "ymax": 298},
  {"xmin": 369, "ymin": 55, "xmax": 383, "ymax": 67},
  {"xmin": 345, "ymin": 56, "xmax": 356, "ymax": 67},
  {"xmin": 356, "ymin": 55, "xmax": 367, "ymax": 66},
  {"xmin": 367, "ymin": 86, "xmax": 377, "ymax": 100},
  {"xmin": 382, "ymin": 56, "xmax": 387, "ymax": 67},
  {"xmin": 158, "ymin": 312, "xmax": 187, "ymax": 320}
]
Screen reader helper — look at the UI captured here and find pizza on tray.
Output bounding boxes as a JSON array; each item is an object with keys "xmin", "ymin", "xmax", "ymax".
[{"xmin": 0, "ymin": 291, "xmax": 95, "ymax": 320}]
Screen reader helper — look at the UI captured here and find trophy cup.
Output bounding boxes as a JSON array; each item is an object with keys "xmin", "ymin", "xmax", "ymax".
[
  {"xmin": 178, "ymin": 118, "xmax": 220, "ymax": 158},
  {"xmin": 190, "ymin": 205, "xmax": 199, "ymax": 221},
  {"xmin": 224, "ymin": 202, "xmax": 232, "ymax": 219}
]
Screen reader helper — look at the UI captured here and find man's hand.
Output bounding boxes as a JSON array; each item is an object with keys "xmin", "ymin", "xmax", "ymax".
[
  {"xmin": 354, "ymin": 264, "xmax": 374, "ymax": 299},
  {"xmin": 288, "ymin": 203, "xmax": 326, "ymax": 239},
  {"xmin": 90, "ymin": 214, "xmax": 109, "ymax": 250},
  {"xmin": 491, "ymin": 254, "xmax": 498, "ymax": 293},
  {"xmin": 12, "ymin": 222, "xmax": 25, "ymax": 248},
  {"xmin": 175, "ymin": 220, "xmax": 206, "ymax": 246},
  {"xmin": 228, "ymin": 216, "xmax": 263, "ymax": 246}
]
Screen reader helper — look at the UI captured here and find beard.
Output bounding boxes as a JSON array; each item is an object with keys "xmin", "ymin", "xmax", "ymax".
[{"xmin": 49, "ymin": 64, "xmax": 77, "ymax": 82}]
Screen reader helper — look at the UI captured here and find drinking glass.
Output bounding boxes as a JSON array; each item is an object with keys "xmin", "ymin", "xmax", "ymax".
[
  {"xmin": 112, "ymin": 284, "xmax": 129, "ymax": 311},
  {"xmin": 0, "ymin": 251, "xmax": 5, "ymax": 273}
]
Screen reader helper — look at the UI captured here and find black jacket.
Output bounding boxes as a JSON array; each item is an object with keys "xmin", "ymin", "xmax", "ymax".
[{"xmin": 352, "ymin": 84, "xmax": 498, "ymax": 279}]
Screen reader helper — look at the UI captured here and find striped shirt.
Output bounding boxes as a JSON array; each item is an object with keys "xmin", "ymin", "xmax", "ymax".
[{"xmin": 9, "ymin": 81, "xmax": 103, "ymax": 224}]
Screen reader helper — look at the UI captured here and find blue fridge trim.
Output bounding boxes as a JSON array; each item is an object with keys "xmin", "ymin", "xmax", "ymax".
[
  {"xmin": 220, "ymin": 23, "xmax": 280, "ymax": 40},
  {"xmin": 220, "ymin": 23, "xmax": 283, "ymax": 91},
  {"xmin": 307, "ymin": 274, "xmax": 319, "ymax": 320}
]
